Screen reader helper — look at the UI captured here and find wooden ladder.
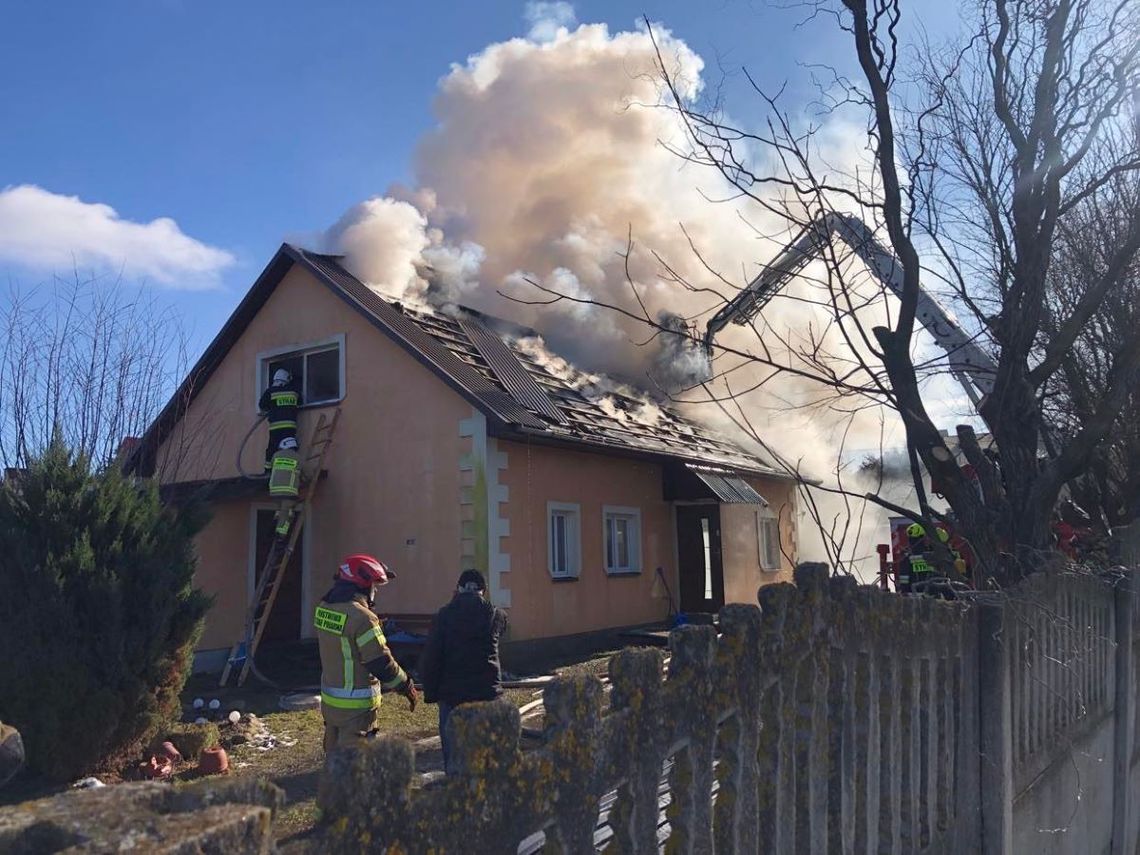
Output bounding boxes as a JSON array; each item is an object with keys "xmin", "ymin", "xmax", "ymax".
[{"xmin": 219, "ymin": 408, "xmax": 341, "ymax": 688}]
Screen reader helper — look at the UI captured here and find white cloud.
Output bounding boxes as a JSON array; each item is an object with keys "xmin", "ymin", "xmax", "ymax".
[
  {"xmin": 0, "ymin": 184, "xmax": 235, "ymax": 287},
  {"xmin": 524, "ymin": 1, "xmax": 577, "ymax": 41}
]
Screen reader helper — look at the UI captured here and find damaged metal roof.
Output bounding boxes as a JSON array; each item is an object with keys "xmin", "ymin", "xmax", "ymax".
[{"xmin": 127, "ymin": 244, "xmax": 785, "ymax": 479}]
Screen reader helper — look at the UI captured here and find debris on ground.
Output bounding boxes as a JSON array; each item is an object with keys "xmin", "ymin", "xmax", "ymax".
[
  {"xmin": 72, "ymin": 777, "xmax": 106, "ymax": 789},
  {"xmin": 220, "ymin": 713, "xmax": 297, "ymax": 752}
]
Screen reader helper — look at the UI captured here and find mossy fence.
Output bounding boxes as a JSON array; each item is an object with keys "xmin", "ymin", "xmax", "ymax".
[{"xmin": 3, "ymin": 563, "xmax": 1137, "ymax": 854}]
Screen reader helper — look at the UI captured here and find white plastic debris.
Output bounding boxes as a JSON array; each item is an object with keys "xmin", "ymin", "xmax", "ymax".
[
  {"xmin": 194, "ymin": 717, "xmax": 208, "ymax": 726},
  {"xmin": 72, "ymin": 777, "xmax": 106, "ymax": 789},
  {"xmin": 207, "ymin": 699, "xmax": 221, "ymax": 711},
  {"xmin": 192, "ymin": 698, "xmax": 205, "ymax": 710},
  {"xmin": 228, "ymin": 710, "xmax": 241, "ymax": 724}
]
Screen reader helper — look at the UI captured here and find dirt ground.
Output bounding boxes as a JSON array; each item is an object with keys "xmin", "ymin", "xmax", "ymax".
[{"xmin": 0, "ymin": 646, "xmax": 632, "ymax": 846}]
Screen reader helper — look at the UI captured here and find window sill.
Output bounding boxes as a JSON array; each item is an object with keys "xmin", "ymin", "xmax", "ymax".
[
  {"xmin": 604, "ymin": 569, "xmax": 642, "ymax": 577},
  {"xmin": 551, "ymin": 575, "xmax": 580, "ymax": 583},
  {"xmin": 761, "ymin": 566, "xmax": 782, "ymax": 573},
  {"xmin": 299, "ymin": 398, "xmax": 342, "ymax": 410}
]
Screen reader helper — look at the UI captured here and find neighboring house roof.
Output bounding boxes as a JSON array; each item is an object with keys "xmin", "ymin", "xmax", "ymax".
[{"xmin": 129, "ymin": 244, "xmax": 785, "ymax": 478}]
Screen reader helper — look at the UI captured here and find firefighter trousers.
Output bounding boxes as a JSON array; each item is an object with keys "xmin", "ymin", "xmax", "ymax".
[{"xmin": 321, "ymin": 708, "xmax": 377, "ymax": 753}]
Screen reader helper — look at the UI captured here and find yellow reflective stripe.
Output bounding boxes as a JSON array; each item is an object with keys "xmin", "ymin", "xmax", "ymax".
[
  {"xmin": 320, "ymin": 692, "xmax": 378, "ymax": 710},
  {"xmin": 272, "ymin": 457, "xmax": 298, "ymax": 470},
  {"xmin": 382, "ymin": 670, "xmax": 408, "ymax": 690},
  {"xmin": 270, "ymin": 392, "xmax": 298, "ymax": 406},
  {"xmin": 356, "ymin": 625, "xmax": 385, "ymax": 648},
  {"xmin": 340, "ymin": 637, "xmax": 353, "ymax": 691},
  {"xmin": 269, "ymin": 420, "xmax": 297, "ymax": 430}
]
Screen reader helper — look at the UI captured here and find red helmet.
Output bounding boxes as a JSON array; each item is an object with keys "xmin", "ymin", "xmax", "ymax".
[{"xmin": 338, "ymin": 554, "xmax": 396, "ymax": 588}]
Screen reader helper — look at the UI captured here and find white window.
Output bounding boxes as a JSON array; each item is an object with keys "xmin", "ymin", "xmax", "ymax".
[
  {"xmin": 603, "ymin": 506, "xmax": 642, "ymax": 575},
  {"xmin": 756, "ymin": 509, "xmax": 781, "ymax": 571},
  {"xmin": 548, "ymin": 502, "xmax": 581, "ymax": 579},
  {"xmin": 257, "ymin": 335, "xmax": 345, "ymax": 408}
]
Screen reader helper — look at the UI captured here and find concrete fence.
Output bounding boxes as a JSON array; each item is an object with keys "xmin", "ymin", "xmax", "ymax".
[
  {"xmin": 4, "ymin": 564, "xmax": 1137, "ymax": 855},
  {"xmin": 311, "ymin": 564, "xmax": 1138, "ymax": 854}
]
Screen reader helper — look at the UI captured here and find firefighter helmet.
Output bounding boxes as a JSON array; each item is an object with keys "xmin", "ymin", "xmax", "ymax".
[
  {"xmin": 272, "ymin": 368, "xmax": 292, "ymax": 387},
  {"xmin": 906, "ymin": 522, "xmax": 926, "ymax": 539},
  {"xmin": 935, "ymin": 526, "xmax": 950, "ymax": 543},
  {"xmin": 338, "ymin": 554, "xmax": 397, "ymax": 589}
]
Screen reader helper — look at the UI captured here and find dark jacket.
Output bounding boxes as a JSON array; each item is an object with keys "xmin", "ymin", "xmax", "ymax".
[
  {"xmin": 259, "ymin": 380, "xmax": 301, "ymax": 429},
  {"xmin": 418, "ymin": 592, "xmax": 508, "ymax": 706}
]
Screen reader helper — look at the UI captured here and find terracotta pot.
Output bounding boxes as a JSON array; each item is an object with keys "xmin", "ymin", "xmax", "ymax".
[
  {"xmin": 158, "ymin": 741, "xmax": 182, "ymax": 764},
  {"xmin": 197, "ymin": 746, "xmax": 229, "ymax": 775}
]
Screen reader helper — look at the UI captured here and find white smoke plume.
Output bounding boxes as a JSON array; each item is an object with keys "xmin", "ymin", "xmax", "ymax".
[{"xmin": 313, "ymin": 9, "xmax": 921, "ymax": 576}]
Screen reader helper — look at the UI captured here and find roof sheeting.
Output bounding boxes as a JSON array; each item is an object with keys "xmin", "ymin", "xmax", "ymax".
[{"xmin": 688, "ymin": 466, "xmax": 769, "ymax": 505}]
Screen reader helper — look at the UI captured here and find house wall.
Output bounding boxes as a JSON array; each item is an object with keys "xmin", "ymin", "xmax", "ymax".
[
  {"xmin": 497, "ymin": 439, "xmax": 676, "ymax": 641},
  {"xmin": 719, "ymin": 477, "xmax": 798, "ymax": 604},
  {"xmin": 156, "ymin": 264, "xmax": 471, "ymax": 651}
]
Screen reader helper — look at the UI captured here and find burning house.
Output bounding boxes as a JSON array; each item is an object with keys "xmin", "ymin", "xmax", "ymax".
[{"xmin": 128, "ymin": 244, "xmax": 799, "ymax": 669}]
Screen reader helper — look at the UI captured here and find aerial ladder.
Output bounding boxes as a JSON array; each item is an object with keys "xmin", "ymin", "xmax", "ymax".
[
  {"xmin": 219, "ymin": 408, "xmax": 341, "ymax": 688},
  {"xmin": 702, "ymin": 211, "xmax": 997, "ymax": 409}
]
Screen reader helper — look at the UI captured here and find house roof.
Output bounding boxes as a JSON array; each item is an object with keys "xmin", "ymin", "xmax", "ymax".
[{"xmin": 129, "ymin": 244, "xmax": 785, "ymax": 478}]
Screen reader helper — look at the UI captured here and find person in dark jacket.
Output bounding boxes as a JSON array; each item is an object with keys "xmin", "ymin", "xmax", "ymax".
[
  {"xmin": 259, "ymin": 368, "xmax": 301, "ymax": 471},
  {"xmin": 418, "ymin": 569, "xmax": 508, "ymax": 773}
]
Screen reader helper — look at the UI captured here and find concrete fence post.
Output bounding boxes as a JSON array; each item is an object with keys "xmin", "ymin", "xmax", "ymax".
[
  {"xmin": 977, "ymin": 599, "xmax": 1013, "ymax": 855},
  {"xmin": 1111, "ymin": 569, "xmax": 1135, "ymax": 855}
]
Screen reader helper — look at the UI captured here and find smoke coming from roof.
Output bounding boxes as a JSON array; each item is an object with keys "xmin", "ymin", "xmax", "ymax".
[{"xmin": 314, "ymin": 9, "xmax": 908, "ymax": 575}]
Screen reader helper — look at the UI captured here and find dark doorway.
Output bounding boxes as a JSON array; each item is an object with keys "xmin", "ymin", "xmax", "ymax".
[
  {"xmin": 253, "ymin": 508, "xmax": 304, "ymax": 643},
  {"xmin": 676, "ymin": 504, "xmax": 724, "ymax": 614}
]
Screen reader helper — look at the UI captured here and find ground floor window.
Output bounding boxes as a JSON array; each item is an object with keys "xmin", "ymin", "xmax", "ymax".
[
  {"xmin": 756, "ymin": 509, "xmax": 781, "ymax": 570},
  {"xmin": 547, "ymin": 502, "xmax": 581, "ymax": 579},
  {"xmin": 603, "ymin": 506, "xmax": 642, "ymax": 574}
]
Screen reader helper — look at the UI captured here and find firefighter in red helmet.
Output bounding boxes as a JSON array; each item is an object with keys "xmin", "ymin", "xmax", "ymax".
[{"xmin": 313, "ymin": 554, "xmax": 419, "ymax": 752}]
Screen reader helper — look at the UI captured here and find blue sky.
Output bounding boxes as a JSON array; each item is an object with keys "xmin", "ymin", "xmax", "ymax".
[{"xmin": 0, "ymin": 0, "xmax": 959, "ymax": 351}]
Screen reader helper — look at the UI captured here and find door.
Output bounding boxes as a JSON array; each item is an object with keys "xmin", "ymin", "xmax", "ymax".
[
  {"xmin": 676, "ymin": 504, "xmax": 724, "ymax": 614},
  {"xmin": 252, "ymin": 508, "xmax": 304, "ymax": 643}
]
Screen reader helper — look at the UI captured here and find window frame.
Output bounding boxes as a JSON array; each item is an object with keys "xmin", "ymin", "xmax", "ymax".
[
  {"xmin": 755, "ymin": 508, "xmax": 781, "ymax": 571},
  {"xmin": 255, "ymin": 334, "xmax": 346, "ymax": 410},
  {"xmin": 603, "ymin": 505, "xmax": 643, "ymax": 576},
  {"xmin": 547, "ymin": 501, "xmax": 581, "ymax": 580}
]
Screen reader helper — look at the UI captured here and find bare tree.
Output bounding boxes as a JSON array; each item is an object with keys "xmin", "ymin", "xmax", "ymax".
[
  {"xmin": 512, "ymin": 1, "xmax": 1140, "ymax": 585},
  {"xmin": 0, "ymin": 271, "xmax": 203, "ymax": 476}
]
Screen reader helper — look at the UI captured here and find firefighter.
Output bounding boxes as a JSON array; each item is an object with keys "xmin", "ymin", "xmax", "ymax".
[
  {"xmin": 313, "ymin": 554, "xmax": 419, "ymax": 753},
  {"xmin": 899, "ymin": 523, "xmax": 934, "ymax": 594},
  {"xmin": 268, "ymin": 437, "xmax": 300, "ymax": 536},
  {"xmin": 259, "ymin": 368, "xmax": 300, "ymax": 471}
]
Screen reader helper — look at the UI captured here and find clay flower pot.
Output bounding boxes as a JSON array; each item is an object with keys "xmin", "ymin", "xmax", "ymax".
[{"xmin": 197, "ymin": 746, "xmax": 229, "ymax": 775}]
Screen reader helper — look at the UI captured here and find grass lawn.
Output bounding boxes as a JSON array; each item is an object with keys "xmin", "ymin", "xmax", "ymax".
[{"xmin": 194, "ymin": 679, "xmax": 537, "ymax": 844}]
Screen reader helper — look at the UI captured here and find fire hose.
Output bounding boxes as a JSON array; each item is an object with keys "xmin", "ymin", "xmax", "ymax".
[{"xmin": 236, "ymin": 413, "xmax": 269, "ymax": 480}]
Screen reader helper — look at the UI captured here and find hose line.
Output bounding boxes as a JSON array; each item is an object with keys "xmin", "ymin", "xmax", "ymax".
[{"xmin": 236, "ymin": 413, "xmax": 270, "ymax": 480}]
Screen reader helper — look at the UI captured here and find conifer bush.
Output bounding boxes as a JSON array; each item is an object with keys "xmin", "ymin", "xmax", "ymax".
[{"xmin": 0, "ymin": 437, "xmax": 211, "ymax": 781}]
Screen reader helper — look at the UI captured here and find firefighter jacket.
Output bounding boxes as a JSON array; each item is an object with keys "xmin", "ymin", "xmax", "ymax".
[
  {"xmin": 314, "ymin": 583, "xmax": 408, "ymax": 714},
  {"xmin": 259, "ymin": 381, "xmax": 301, "ymax": 435},
  {"xmin": 269, "ymin": 448, "xmax": 300, "ymax": 498}
]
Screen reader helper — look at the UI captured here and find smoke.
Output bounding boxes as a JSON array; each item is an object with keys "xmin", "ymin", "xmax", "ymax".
[{"xmin": 311, "ymin": 9, "xmax": 917, "ymax": 575}]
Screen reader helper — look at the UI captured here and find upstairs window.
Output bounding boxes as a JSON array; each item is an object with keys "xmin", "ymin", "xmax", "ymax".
[
  {"xmin": 756, "ymin": 509, "xmax": 781, "ymax": 570},
  {"xmin": 258, "ymin": 335, "xmax": 344, "ymax": 408},
  {"xmin": 604, "ymin": 506, "xmax": 642, "ymax": 575},
  {"xmin": 548, "ymin": 502, "xmax": 581, "ymax": 579}
]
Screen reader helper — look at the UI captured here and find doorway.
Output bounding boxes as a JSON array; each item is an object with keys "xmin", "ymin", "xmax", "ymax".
[
  {"xmin": 676, "ymin": 504, "xmax": 724, "ymax": 614},
  {"xmin": 251, "ymin": 507, "xmax": 305, "ymax": 643}
]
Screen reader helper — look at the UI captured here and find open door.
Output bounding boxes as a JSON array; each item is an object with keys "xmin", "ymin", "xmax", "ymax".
[
  {"xmin": 252, "ymin": 508, "xmax": 304, "ymax": 643},
  {"xmin": 676, "ymin": 504, "xmax": 724, "ymax": 614}
]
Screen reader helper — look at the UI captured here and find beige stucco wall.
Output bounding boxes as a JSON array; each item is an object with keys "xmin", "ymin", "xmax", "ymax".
[
  {"xmin": 192, "ymin": 497, "xmax": 253, "ymax": 650},
  {"xmin": 719, "ymin": 477, "xmax": 798, "ymax": 604},
  {"xmin": 497, "ymin": 440, "xmax": 676, "ymax": 641},
  {"xmin": 157, "ymin": 263, "xmax": 471, "ymax": 648}
]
